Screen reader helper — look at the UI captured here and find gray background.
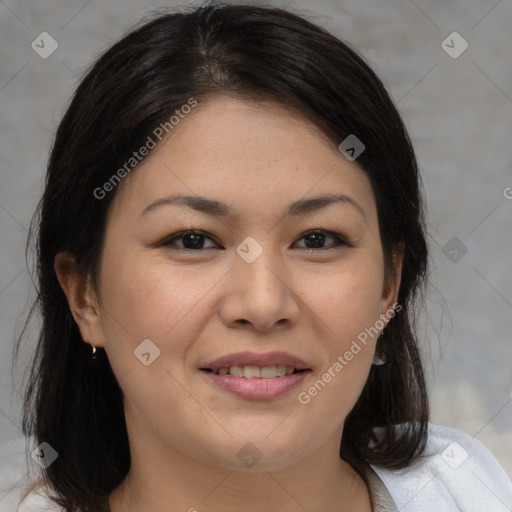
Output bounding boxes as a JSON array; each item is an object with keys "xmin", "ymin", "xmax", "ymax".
[{"xmin": 1, "ymin": 0, "xmax": 511, "ymax": 508}]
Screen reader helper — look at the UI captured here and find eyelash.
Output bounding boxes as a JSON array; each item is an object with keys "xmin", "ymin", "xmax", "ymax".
[{"xmin": 159, "ymin": 229, "xmax": 351, "ymax": 252}]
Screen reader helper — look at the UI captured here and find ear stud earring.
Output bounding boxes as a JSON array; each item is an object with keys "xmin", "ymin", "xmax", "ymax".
[{"xmin": 372, "ymin": 331, "xmax": 386, "ymax": 366}]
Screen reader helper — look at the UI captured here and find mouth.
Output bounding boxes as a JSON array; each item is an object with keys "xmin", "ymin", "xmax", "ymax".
[
  {"xmin": 201, "ymin": 365, "xmax": 307, "ymax": 377},
  {"xmin": 199, "ymin": 351, "xmax": 312, "ymax": 400}
]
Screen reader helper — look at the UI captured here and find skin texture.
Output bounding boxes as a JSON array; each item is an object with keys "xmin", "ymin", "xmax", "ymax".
[{"xmin": 55, "ymin": 94, "xmax": 402, "ymax": 512}]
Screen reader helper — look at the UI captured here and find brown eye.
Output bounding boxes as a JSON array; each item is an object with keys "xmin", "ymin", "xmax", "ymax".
[
  {"xmin": 159, "ymin": 228, "xmax": 350, "ymax": 252},
  {"xmin": 161, "ymin": 230, "xmax": 220, "ymax": 251},
  {"xmin": 295, "ymin": 230, "xmax": 350, "ymax": 251}
]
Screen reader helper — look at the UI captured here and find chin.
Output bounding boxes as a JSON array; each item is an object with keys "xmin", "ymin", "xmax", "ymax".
[{"xmin": 193, "ymin": 434, "xmax": 312, "ymax": 473}]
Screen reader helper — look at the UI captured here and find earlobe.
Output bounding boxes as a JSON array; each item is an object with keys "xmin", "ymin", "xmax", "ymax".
[{"xmin": 54, "ymin": 252, "xmax": 102, "ymax": 345}]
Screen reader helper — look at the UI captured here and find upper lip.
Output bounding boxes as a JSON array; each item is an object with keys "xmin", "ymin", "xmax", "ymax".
[{"xmin": 201, "ymin": 351, "xmax": 311, "ymax": 371}]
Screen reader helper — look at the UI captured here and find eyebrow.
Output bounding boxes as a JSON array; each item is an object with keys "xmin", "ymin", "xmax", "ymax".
[{"xmin": 140, "ymin": 193, "xmax": 366, "ymax": 221}]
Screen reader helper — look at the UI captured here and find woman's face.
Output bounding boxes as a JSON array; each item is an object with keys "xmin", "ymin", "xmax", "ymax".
[{"xmin": 83, "ymin": 95, "xmax": 401, "ymax": 472}]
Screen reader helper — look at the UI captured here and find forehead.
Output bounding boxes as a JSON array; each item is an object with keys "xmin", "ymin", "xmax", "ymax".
[{"xmin": 109, "ymin": 94, "xmax": 377, "ymax": 225}]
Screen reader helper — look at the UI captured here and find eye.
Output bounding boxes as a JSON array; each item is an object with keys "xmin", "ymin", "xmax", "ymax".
[
  {"xmin": 160, "ymin": 229, "xmax": 349, "ymax": 252},
  {"xmin": 294, "ymin": 229, "xmax": 350, "ymax": 251},
  {"xmin": 160, "ymin": 230, "xmax": 220, "ymax": 251}
]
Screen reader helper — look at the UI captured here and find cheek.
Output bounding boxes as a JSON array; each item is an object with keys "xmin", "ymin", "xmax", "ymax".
[
  {"xmin": 294, "ymin": 258, "xmax": 383, "ymax": 411},
  {"xmin": 305, "ymin": 256, "xmax": 385, "ymax": 341},
  {"xmin": 97, "ymin": 251, "xmax": 217, "ymax": 369},
  {"xmin": 96, "ymin": 257, "xmax": 220, "ymax": 418},
  {"xmin": 102, "ymin": 245, "xmax": 201, "ymax": 322}
]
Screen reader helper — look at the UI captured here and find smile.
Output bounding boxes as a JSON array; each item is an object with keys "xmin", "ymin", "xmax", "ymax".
[
  {"xmin": 199, "ymin": 350, "xmax": 312, "ymax": 400},
  {"xmin": 204, "ymin": 365, "xmax": 306, "ymax": 378}
]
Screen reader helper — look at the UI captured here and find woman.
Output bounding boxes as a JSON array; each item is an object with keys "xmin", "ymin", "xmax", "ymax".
[{"xmin": 17, "ymin": 2, "xmax": 512, "ymax": 511}]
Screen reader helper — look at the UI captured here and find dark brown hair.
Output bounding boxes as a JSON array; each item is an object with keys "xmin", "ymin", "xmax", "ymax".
[{"xmin": 18, "ymin": 2, "xmax": 429, "ymax": 510}]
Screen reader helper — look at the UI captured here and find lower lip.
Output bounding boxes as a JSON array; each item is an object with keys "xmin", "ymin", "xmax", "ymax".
[{"xmin": 201, "ymin": 370, "xmax": 311, "ymax": 400}]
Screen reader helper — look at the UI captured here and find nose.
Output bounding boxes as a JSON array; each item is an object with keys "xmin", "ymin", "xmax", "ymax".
[{"xmin": 219, "ymin": 242, "xmax": 302, "ymax": 333}]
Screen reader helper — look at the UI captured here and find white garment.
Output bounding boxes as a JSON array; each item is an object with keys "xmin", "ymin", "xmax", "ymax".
[
  {"xmin": 16, "ymin": 423, "xmax": 512, "ymax": 512},
  {"xmin": 371, "ymin": 423, "xmax": 512, "ymax": 511}
]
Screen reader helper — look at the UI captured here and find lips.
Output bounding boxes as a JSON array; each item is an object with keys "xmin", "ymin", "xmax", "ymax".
[
  {"xmin": 201, "ymin": 351, "xmax": 311, "ymax": 372},
  {"xmin": 199, "ymin": 351, "xmax": 312, "ymax": 400},
  {"xmin": 207, "ymin": 365, "xmax": 297, "ymax": 378}
]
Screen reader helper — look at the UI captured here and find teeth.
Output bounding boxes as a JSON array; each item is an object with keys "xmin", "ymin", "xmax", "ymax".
[
  {"xmin": 260, "ymin": 366, "xmax": 277, "ymax": 378},
  {"xmin": 277, "ymin": 365, "xmax": 287, "ymax": 377},
  {"xmin": 229, "ymin": 365, "xmax": 243, "ymax": 377},
  {"xmin": 213, "ymin": 365, "xmax": 298, "ymax": 378},
  {"xmin": 243, "ymin": 365, "xmax": 261, "ymax": 378}
]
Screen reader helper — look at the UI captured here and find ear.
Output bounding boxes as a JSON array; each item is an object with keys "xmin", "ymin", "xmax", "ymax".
[
  {"xmin": 380, "ymin": 242, "xmax": 404, "ymax": 318},
  {"xmin": 54, "ymin": 252, "xmax": 105, "ymax": 348}
]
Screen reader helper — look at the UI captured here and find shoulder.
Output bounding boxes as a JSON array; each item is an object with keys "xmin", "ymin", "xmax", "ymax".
[
  {"xmin": 16, "ymin": 484, "xmax": 63, "ymax": 512},
  {"xmin": 370, "ymin": 422, "xmax": 512, "ymax": 512}
]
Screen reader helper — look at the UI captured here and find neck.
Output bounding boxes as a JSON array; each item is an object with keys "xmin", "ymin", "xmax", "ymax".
[{"xmin": 109, "ymin": 431, "xmax": 371, "ymax": 512}]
